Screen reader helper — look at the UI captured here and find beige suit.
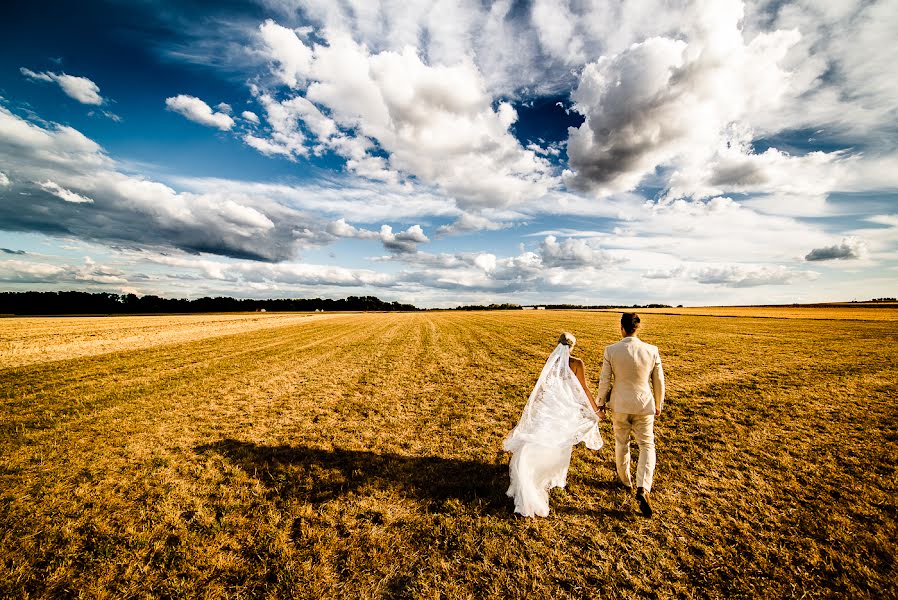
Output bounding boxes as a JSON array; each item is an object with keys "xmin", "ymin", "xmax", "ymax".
[{"xmin": 597, "ymin": 336, "xmax": 665, "ymax": 492}]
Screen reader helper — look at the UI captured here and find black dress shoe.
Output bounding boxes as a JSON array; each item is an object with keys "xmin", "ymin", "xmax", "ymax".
[{"xmin": 636, "ymin": 487, "xmax": 653, "ymax": 518}]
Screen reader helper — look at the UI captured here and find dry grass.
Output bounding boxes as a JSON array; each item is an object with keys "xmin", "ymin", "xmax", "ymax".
[
  {"xmin": 1, "ymin": 310, "xmax": 896, "ymax": 598},
  {"xmin": 0, "ymin": 313, "xmax": 338, "ymax": 368},
  {"xmin": 607, "ymin": 304, "xmax": 898, "ymax": 321}
]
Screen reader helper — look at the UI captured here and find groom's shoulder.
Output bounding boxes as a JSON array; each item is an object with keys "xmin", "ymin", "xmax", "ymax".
[
  {"xmin": 604, "ymin": 339, "xmax": 625, "ymax": 353},
  {"xmin": 640, "ymin": 339, "xmax": 661, "ymax": 354}
]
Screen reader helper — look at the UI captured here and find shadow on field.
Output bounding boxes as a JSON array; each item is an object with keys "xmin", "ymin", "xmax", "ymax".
[{"xmin": 197, "ymin": 439, "xmax": 511, "ymax": 514}]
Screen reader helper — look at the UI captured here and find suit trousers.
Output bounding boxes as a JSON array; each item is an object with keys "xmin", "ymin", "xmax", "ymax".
[{"xmin": 611, "ymin": 412, "xmax": 656, "ymax": 492}]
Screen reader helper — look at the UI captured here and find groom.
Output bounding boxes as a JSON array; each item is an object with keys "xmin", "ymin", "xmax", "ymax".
[{"xmin": 596, "ymin": 313, "xmax": 665, "ymax": 517}]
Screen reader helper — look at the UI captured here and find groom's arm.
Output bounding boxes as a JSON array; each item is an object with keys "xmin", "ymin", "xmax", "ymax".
[
  {"xmin": 651, "ymin": 350, "xmax": 665, "ymax": 417},
  {"xmin": 596, "ymin": 348, "xmax": 613, "ymax": 408}
]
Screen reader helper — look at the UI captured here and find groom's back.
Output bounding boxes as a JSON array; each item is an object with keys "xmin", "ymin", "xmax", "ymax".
[{"xmin": 602, "ymin": 337, "xmax": 664, "ymax": 415}]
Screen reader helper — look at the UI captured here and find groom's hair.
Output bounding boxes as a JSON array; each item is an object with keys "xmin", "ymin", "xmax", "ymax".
[{"xmin": 621, "ymin": 312, "xmax": 640, "ymax": 335}]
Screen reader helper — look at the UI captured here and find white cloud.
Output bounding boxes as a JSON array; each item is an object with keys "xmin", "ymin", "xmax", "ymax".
[
  {"xmin": 0, "ymin": 257, "xmax": 127, "ymax": 285},
  {"xmin": 216, "ymin": 102, "xmax": 233, "ymax": 114},
  {"xmin": 435, "ymin": 212, "xmax": 508, "ymax": 236},
  {"xmin": 258, "ymin": 18, "xmax": 314, "ymax": 88},
  {"xmin": 254, "ymin": 20, "xmax": 554, "ymax": 207},
  {"xmin": 530, "ymin": 0, "xmax": 585, "ymax": 65},
  {"xmin": 378, "ymin": 224, "xmax": 429, "ymax": 254},
  {"xmin": 172, "ymin": 176, "xmax": 459, "ymax": 224},
  {"xmin": 692, "ymin": 264, "xmax": 819, "ymax": 287},
  {"xmin": 0, "ymin": 172, "xmax": 9, "ymax": 186},
  {"xmin": 867, "ymin": 214, "xmax": 898, "ymax": 228},
  {"xmin": 805, "ymin": 237, "xmax": 868, "ymax": 261},
  {"xmin": 383, "ymin": 234, "xmax": 622, "ymax": 296},
  {"xmin": 165, "ymin": 95, "xmax": 235, "ymax": 131},
  {"xmin": 643, "ymin": 266, "xmax": 687, "ymax": 280},
  {"xmin": 325, "ymin": 217, "xmax": 379, "ymax": 239},
  {"xmin": 746, "ymin": 0, "xmax": 898, "ymax": 139},
  {"xmin": 0, "ymin": 107, "xmax": 325, "ymax": 261},
  {"xmin": 243, "ymin": 132, "xmax": 302, "ymax": 158},
  {"xmin": 0, "ymin": 259, "xmax": 65, "ymax": 281},
  {"xmin": 539, "ymin": 235, "xmax": 616, "ymax": 268},
  {"xmin": 145, "ymin": 252, "xmax": 393, "ymax": 288},
  {"xmin": 21, "ymin": 67, "xmax": 105, "ymax": 105},
  {"xmin": 38, "ymin": 180, "xmax": 94, "ymax": 204},
  {"xmin": 242, "ymin": 92, "xmax": 339, "ymax": 159},
  {"xmin": 563, "ymin": 0, "xmax": 805, "ymax": 196},
  {"xmin": 6, "ymin": 3, "xmax": 898, "ymax": 306}
]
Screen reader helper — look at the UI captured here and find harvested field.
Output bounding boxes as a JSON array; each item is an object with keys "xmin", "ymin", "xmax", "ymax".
[
  {"xmin": 607, "ymin": 304, "xmax": 898, "ymax": 321},
  {"xmin": 1, "ymin": 310, "xmax": 896, "ymax": 598},
  {"xmin": 0, "ymin": 312, "xmax": 338, "ymax": 368}
]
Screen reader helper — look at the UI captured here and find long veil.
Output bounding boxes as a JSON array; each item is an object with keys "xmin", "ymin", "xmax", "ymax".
[{"xmin": 503, "ymin": 343, "xmax": 603, "ymax": 453}]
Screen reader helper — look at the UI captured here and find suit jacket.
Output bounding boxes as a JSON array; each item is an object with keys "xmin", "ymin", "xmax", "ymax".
[{"xmin": 597, "ymin": 336, "xmax": 665, "ymax": 416}]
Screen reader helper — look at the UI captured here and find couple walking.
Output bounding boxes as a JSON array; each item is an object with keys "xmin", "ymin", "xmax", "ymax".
[{"xmin": 503, "ymin": 313, "xmax": 665, "ymax": 518}]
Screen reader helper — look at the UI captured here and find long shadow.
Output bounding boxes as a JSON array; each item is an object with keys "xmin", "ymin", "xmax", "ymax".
[{"xmin": 196, "ymin": 439, "xmax": 511, "ymax": 514}]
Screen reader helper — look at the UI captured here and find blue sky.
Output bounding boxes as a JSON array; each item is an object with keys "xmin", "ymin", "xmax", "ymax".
[{"xmin": 1, "ymin": 0, "xmax": 896, "ymax": 307}]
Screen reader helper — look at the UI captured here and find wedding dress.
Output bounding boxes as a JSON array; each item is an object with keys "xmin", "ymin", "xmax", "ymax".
[{"xmin": 503, "ymin": 343, "xmax": 603, "ymax": 517}]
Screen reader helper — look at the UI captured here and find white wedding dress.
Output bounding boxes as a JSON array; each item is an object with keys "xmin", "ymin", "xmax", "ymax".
[{"xmin": 503, "ymin": 343, "xmax": 603, "ymax": 517}]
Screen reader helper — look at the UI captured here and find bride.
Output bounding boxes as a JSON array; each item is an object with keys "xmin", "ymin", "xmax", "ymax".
[{"xmin": 504, "ymin": 332, "xmax": 603, "ymax": 517}]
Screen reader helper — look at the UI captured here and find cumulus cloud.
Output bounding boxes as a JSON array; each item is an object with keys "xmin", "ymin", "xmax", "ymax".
[
  {"xmin": 241, "ymin": 92, "xmax": 339, "ymax": 159},
  {"xmin": 20, "ymin": 67, "xmax": 105, "ymax": 105},
  {"xmin": 326, "ymin": 218, "xmax": 378, "ymax": 239},
  {"xmin": 805, "ymin": 238, "xmax": 868, "ymax": 261},
  {"xmin": 165, "ymin": 95, "xmax": 235, "ymax": 131},
  {"xmin": 251, "ymin": 0, "xmax": 721, "ymax": 97},
  {"xmin": 326, "ymin": 219, "xmax": 430, "ymax": 255},
  {"xmin": 0, "ymin": 257, "xmax": 127, "ymax": 285},
  {"xmin": 539, "ymin": 235, "xmax": 616, "ymax": 268},
  {"xmin": 0, "ymin": 172, "xmax": 9, "ymax": 186},
  {"xmin": 241, "ymin": 110, "xmax": 260, "ymax": 124},
  {"xmin": 253, "ymin": 20, "xmax": 554, "ymax": 207},
  {"xmin": 378, "ymin": 224, "xmax": 429, "ymax": 254},
  {"xmin": 258, "ymin": 18, "xmax": 313, "ymax": 88},
  {"xmin": 326, "ymin": 218, "xmax": 429, "ymax": 253},
  {"xmin": 563, "ymin": 0, "xmax": 806, "ymax": 197}
]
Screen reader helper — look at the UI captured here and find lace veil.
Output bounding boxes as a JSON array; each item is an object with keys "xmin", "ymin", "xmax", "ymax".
[{"xmin": 503, "ymin": 343, "xmax": 603, "ymax": 453}]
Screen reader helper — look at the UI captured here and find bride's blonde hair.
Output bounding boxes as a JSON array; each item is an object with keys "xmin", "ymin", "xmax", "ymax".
[{"xmin": 558, "ymin": 332, "xmax": 576, "ymax": 347}]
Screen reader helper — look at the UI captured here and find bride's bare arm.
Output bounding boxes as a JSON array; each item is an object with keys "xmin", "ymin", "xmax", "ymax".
[{"xmin": 570, "ymin": 358, "xmax": 599, "ymax": 413}]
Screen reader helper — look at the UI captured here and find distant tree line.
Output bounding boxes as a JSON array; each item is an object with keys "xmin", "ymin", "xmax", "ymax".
[
  {"xmin": 452, "ymin": 303, "xmax": 523, "ymax": 311},
  {"xmin": 449, "ymin": 302, "xmax": 674, "ymax": 311},
  {"xmin": 0, "ymin": 291, "xmax": 418, "ymax": 315},
  {"xmin": 542, "ymin": 303, "xmax": 673, "ymax": 310}
]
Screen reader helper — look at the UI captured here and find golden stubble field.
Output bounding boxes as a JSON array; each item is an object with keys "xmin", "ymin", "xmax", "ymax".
[{"xmin": 1, "ymin": 309, "xmax": 896, "ymax": 598}]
